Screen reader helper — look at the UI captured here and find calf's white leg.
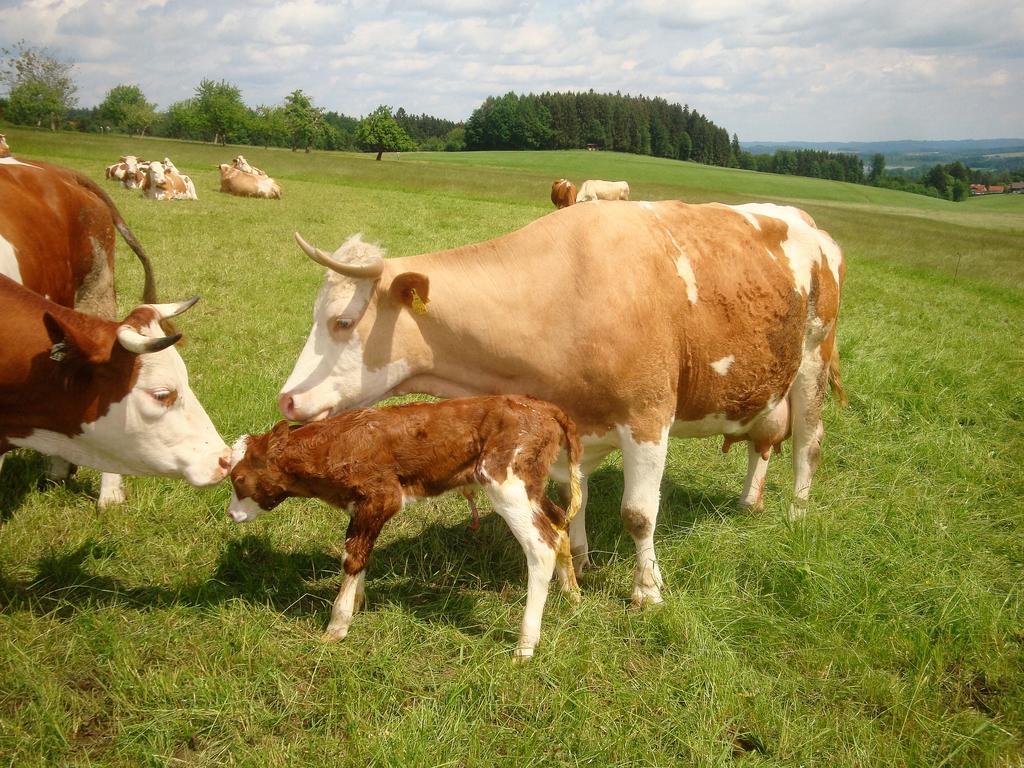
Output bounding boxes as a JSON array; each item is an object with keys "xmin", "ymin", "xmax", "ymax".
[
  {"xmin": 324, "ymin": 570, "xmax": 366, "ymax": 641},
  {"xmin": 484, "ymin": 474, "xmax": 559, "ymax": 661},
  {"xmin": 98, "ymin": 473, "xmax": 126, "ymax": 507}
]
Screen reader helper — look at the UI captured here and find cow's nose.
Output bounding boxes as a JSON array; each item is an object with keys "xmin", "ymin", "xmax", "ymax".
[{"xmin": 278, "ymin": 393, "xmax": 297, "ymax": 420}]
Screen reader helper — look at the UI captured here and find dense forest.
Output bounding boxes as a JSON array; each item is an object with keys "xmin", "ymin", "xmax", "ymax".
[{"xmin": 464, "ymin": 91, "xmax": 737, "ymax": 166}]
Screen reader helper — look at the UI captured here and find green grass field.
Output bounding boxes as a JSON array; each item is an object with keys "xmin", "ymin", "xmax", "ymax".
[{"xmin": 1, "ymin": 126, "xmax": 1021, "ymax": 767}]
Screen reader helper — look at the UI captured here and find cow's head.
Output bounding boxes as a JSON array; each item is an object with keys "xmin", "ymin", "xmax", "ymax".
[
  {"xmin": 147, "ymin": 160, "xmax": 167, "ymax": 189},
  {"xmin": 42, "ymin": 296, "xmax": 231, "ymax": 486},
  {"xmin": 278, "ymin": 233, "xmax": 427, "ymax": 422},
  {"xmin": 226, "ymin": 422, "xmax": 291, "ymax": 521}
]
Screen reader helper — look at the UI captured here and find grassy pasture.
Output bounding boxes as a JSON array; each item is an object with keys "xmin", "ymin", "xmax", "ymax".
[{"xmin": 0, "ymin": 126, "xmax": 1021, "ymax": 766}]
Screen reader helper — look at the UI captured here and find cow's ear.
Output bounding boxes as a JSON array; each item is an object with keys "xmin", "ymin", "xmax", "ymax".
[
  {"xmin": 267, "ymin": 420, "xmax": 292, "ymax": 462},
  {"xmin": 388, "ymin": 272, "xmax": 430, "ymax": 315},
  {"xmin": 42, "ymin": 312, "xmax": 113, "ymax": 365}
]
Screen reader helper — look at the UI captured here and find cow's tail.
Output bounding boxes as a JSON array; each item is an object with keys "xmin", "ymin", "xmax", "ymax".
[
  {"xmin": 829, "ymin": 348, "xmax": 849, "ymax": 407},
  {"xmin": 69, "ymin": 169, "xmax": 159, "ymax": 304},
  {"xmin": 553, "ymin": 408, "xmax": 583, "ymax": 527}
]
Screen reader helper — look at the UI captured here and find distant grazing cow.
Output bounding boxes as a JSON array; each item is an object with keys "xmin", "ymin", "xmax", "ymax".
[
  {"xmin": 228, "ymin": 395, "xmax": 583, "ymax": 660},
  {"xmin": 218, "ymin": 163, "xmax": 282, "ymax": 199},
  {"xmin": 143, "ymin": 160, "xmax": 197, "ymax": 200},
  {"xmin": 576, "ymin": 179, "xmax": 630, "ymax": 202},
  {"xmin": 0, "ymin": 134, "xmax": 10, "ymax": 158},
  {"xmin": 1, "ymin": 155, "xmax": 165, "ymax": 505},
  {"xmin": 550, "ymin": 179, "xmax": 576, "ymax": 209},
  {"xmin": 0, "ymin": 275, "xmax": 231, "ymax": 488},
  {"xmin": 232, "ymin": 155, "xmax": 266, "ymax": 176},
  {"xmin": 278, "ymin": 200, "xmax": 845, "ymax": 607}
]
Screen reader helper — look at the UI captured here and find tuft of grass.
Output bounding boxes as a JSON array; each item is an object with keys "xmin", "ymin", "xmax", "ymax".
[{"xmin": 0, "ymin": 125, "xmax": 1021, "ymax": 766}]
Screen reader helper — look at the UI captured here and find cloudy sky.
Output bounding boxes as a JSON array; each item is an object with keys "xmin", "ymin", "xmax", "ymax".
[{"xmin": 3, "ymin": 0, "xmax": 1022, "ymax": 142}]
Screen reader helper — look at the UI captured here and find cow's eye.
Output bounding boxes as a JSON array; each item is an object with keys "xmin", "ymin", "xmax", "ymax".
[
  {"xmin": 333, "ymin": 316, "xmax": 354, "ymax": 331},
  {"xmin": 150, "ymin": 388, "xmax": 178, "ymax": 406}
]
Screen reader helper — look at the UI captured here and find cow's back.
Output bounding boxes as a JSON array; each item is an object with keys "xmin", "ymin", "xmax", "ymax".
[{"xmin": 0, "ymin": 160, "xmax": 116, "ymax": 310}]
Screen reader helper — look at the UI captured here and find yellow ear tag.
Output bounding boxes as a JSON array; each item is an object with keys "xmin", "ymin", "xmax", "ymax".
[{"xmin": 410, "ymin": 288, "xmax": 429, "ymax": 315}]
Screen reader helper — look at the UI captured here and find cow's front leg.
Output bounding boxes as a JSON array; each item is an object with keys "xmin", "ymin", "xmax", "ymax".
[
  {"xmin": 98, "ymin": 473, "xmax": 126, "ymax": 508},
  {"xmin": 618, "ymin": 424, "xmax": 670, "ymax": 606},
  {"xmin": 322, "ymin": 497, "xmax": 396, "ymax": 642}
]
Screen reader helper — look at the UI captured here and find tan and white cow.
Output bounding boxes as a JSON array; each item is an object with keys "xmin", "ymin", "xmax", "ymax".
[
  {"xmin": 277, "ymin": 200, "xmax": 845, "ymax": 606},
  {"xmin": 218, "ymin": 163, "xmax": 281, "ymax": 199},
  {"xmin": 576, "ymin": 179, "xmax": 630, "ymax": 202},
  {"xmin": 0, "ymin": 275, "xmax": 231, "ymax": 488},
  {"xmin": 1, "ymin": 155, "xmax": 163, "ymax": 505},
  {"xmin": 142, "ymin": 161, "xmax": 197, "ymax": 201},
  {"xmin": 0, "ymin": 134, "xmax": 10, "ymax": 158}
]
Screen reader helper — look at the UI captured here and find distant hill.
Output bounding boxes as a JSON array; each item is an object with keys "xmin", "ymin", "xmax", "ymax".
[
  {"xmin": 740, "ymin": 139, "xmax": 1024, "ymax": 172},
  {"xmin": 741, "ymin": 139, "xmax": 1024, "ymax": 154}
]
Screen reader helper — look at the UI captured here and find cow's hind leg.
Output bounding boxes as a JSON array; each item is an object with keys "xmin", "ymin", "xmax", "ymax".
[
  {"xmin": 788, "ymin": 355, "xmax": 829, "ymax": 520},
  {"xmin": 552, "ymin": 445, "xmax": 611, "ymax": 578},
  {"xmin": 484, "ymin": 479, "xmax": 559, "ymax": 661},
  {"xmin": 739, "ymin": 444, "xmax": 770, "ymax": 511},
  {"xmin": 618, "ymin": 425, "xmax": 670, "ymax": 606}
]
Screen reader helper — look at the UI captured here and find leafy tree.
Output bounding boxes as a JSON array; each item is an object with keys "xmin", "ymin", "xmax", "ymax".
[
  {"xmin": 98, "ymin": 84, "xmax": 156, "ymax": 136},
  {"xmin": 194, "ymin": 79, "xmax": 248, "ymax": 144},
  {"xmin": 163, "ymin": 99, "xmax": 204, "ymax": 140},
  {"xmin": 1, "ymin": 40, "xmax": 77, "ymax": 130},
  {"xmin": 869, "ymin": 153, "xmax": 886, "ymax": 183},
  {"xmin": 283, "ymin": 89, "xmax": 324, "ymax": 152},
  {"xmin": 253, "ymin": 105, "xmax": 290, "ymax": 149},
  {"xmin": 355, "ymin": 105, "xmax": 414, "ymax": 160}
]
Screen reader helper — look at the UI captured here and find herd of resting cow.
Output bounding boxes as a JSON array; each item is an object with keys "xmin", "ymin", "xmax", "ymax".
[
  {"xmin": 104, "ymin": 152, "xmax": 282, "ymax": 200},
  {"xmin": 0, "ymin": 132, "xmax": 846, "ymax": 660}
]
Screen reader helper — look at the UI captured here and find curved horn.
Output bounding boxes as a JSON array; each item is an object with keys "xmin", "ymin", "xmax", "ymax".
[
  {"xmin": 148, "ymin": 295, "xmax": 200, "ymax": 320},
  {"xmin": 294, "ymin": 232, "xmax": 384, "ymax": 280},
  {"xmin": 116, "ymin": 326, "xmax": 182, "ymax": 354}
]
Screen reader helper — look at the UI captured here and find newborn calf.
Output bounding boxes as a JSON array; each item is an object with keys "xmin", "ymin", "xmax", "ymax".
[{"xmin": 228, "ymin": 395, "xmax": 582, "ymax": 660}]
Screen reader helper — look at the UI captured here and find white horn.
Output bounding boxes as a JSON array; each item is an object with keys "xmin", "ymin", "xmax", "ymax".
[
  {"xmin": 294, "ymin": 232, "xmax": 384, "ymax": 279},
  {"xmin": 148, "ymin": 295, "xmax": 200, "ymax": 320},
  {"xmin": 116, "ymin": 326, "xmax": 182, "ymax": 354}
]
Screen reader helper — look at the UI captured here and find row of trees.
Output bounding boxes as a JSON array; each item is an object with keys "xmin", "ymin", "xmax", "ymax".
[
  {"xmin": 464, "ymin": 91, "xmax": 737, "ymax": 166},
  {"xmin": 735, "ymin": 148, "xmax": 866, "ymax": 184}
]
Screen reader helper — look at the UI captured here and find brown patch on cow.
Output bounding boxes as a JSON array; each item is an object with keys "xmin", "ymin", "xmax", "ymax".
[
  {"xmin": 621, "ymin": 506, "xmax": 652, "ymax": 539},
  {"xmin": 0, "ymin": 278, "xmax": 143, "ymax": 442},
  {"xmin": 532, "ymin": 508, "xmax": 560, "ymax": 550}
]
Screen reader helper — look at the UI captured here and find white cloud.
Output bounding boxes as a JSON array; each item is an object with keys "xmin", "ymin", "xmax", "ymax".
[{"xmin": 1, "ymin": 0, "xmax": 1022, "ymax": 140}]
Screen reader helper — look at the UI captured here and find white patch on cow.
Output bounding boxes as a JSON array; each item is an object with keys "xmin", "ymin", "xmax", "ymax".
[
  {"xmin": 710, "ymin": 354, "xmax": 735, "ymax": 375},
  {"xmin": 281, "ymin": 265, "xmax": 412, "ymax": 421},
  {"xmin": 731, "ymin": 203, "xmax": 826, "ymax": 294},
  {"xmin": 230, "ymin": 435, "xmax": 250, "ymax": 469},
  {"xmin": 0, "ymin": 235, "xmax": 22, "ymax": 284},
  {"xmin": 637, "ymin": 201, "xmax": 654, "ymax": 210},
  {"xmin": 256, "ymin": 177, "xmax": 276, "ymax": 196},
  {"xmin": 737, "ymin": 210, "xmax": 762, "ymax": 231},
  {"xmin": 642, "ymin": 205, "xmax": 698, "ymax": 304},
  {"xmin": 0, "ymin": 156, "xmax": 37, "ymax": 167},
  {"xmin": 228, "ymin": 491, "xmax": 264, "ymax": 522},
  {"xmin": 9, "ymin": 317, "xmax": 229, "ymax": 485}
]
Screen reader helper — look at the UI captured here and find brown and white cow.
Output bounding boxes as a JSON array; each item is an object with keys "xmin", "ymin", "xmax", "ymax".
[
  {"xmin": 142, "ymin": 161, "xmax": 197, "ymax": 201},
  {"xmin": 228, "ymin": 395, "xmax": 583, "ymax": 659},
  {"xmin": 0, "ymin": 134, "xmax": 10, "ymax": 158},
  {"xmin": 1, "ymin": 154, "xmax": 164, "ymax": 505},
  {"xmin": 576, "ymin": 179, "xmax": 630, "ymax": 202},
  {"xmin": 550, "ymin": 179, "xmax": 576, "ymax": 209},
  {"xmin": 0, "ymin": 275, "xmax": 231, "ymax": 487},
  {"xmin": 218, "ymin": 163, "xmax": 281, "ymax": 199},
  {"xmin": 277, "ymin": 200, "xmax": 845, "ymax": 607}
]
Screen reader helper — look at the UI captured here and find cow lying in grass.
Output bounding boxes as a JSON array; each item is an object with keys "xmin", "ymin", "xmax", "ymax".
[{"xmin": 227, "ymin": 395, "xmax": 582, "ymax": 660}]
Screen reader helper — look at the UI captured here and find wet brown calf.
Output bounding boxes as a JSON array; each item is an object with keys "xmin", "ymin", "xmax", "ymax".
[{"xmin": 228, "ymin": 395, "xmax": 583, "ymax": 660}]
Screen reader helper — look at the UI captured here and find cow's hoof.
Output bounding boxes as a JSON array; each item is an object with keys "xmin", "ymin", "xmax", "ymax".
[
  {"xmin": 98, "ymin": 489, "xmax": 127, "ymax": 508},
  {"xmin": 737, "ymin": 498, "xmax": 764, "ymax": 513},
  {"xmin": 572, "ymin": 553, "xmax": 592, "ymax": 579},
  {"xmin": 786, "ymin": 499, "xmax": 809, "ymax": 521},
  {"xmin": 512, "ymin": 647, "xmax": 535, "ymax": 663},
  {"xmin": 630, "ymin": 590, "xmax": 665, "ymax": 609},
  {"xmin": 321, "ymin": 627, "xmax": 349, "ymax": 643},
  {"xmin": 564, "ymin": 587, "xmax": 583, "ymax": 605}
]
